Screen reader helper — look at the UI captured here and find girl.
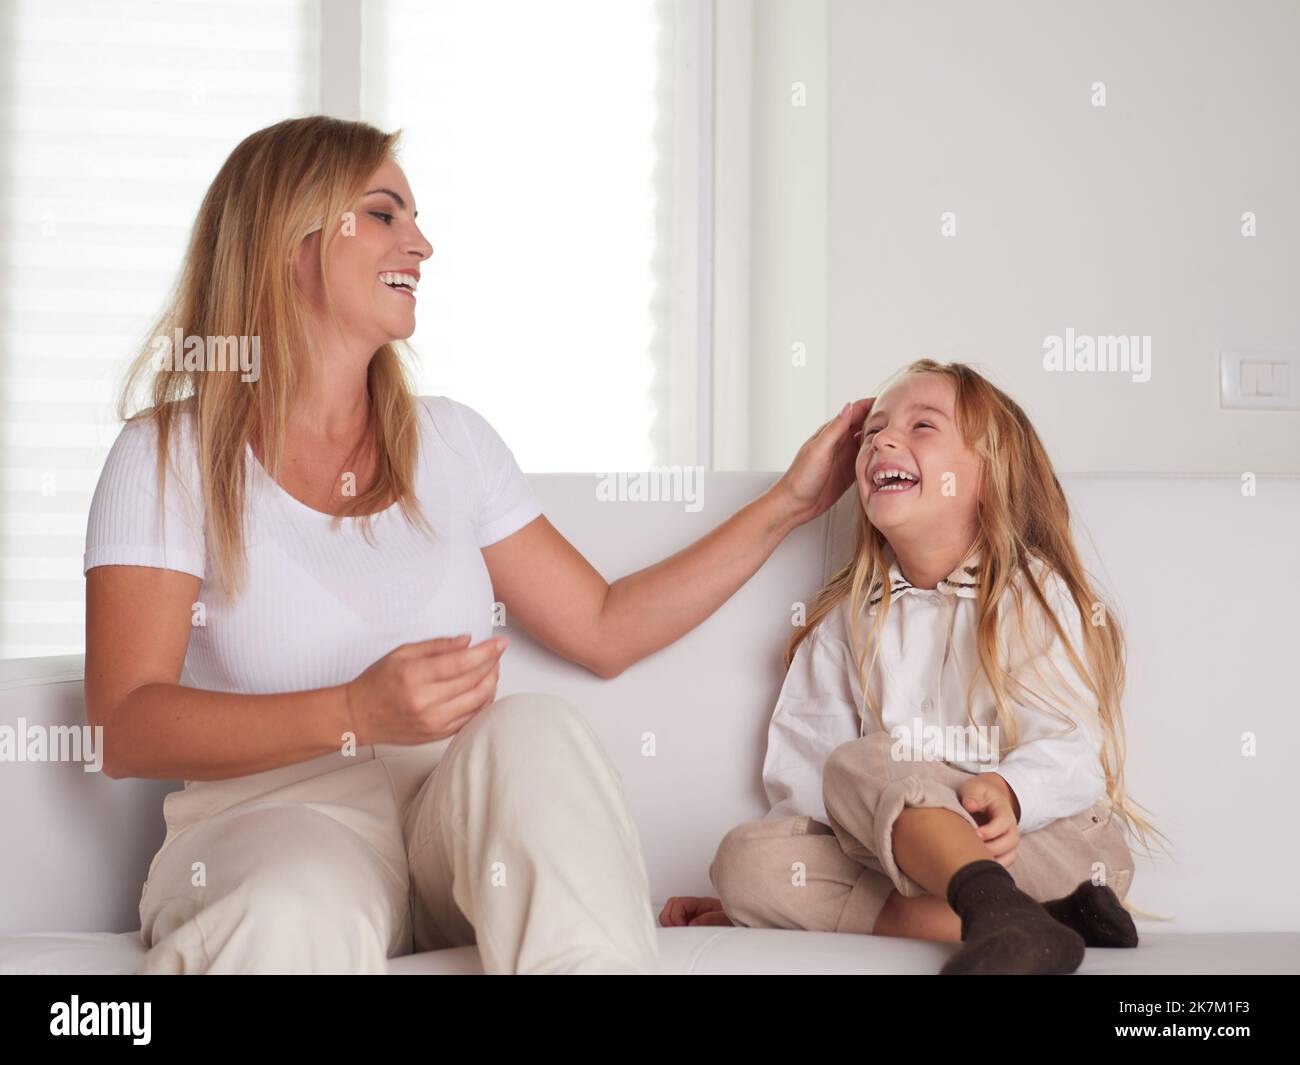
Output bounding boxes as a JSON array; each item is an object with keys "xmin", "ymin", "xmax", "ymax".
[
  {"xmin": 84, "ymin": 115, "xmax": 871, "ymax": 975},
  {"xmin": 661, "ymin": 359, "xmax": 1165, "ymax": 975}
]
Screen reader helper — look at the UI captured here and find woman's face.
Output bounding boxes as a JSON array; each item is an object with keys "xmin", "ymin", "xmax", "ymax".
[
  {"xmin": 855, "ymin": 372, "xmax": 982, "ymax": 542},
  {"xmin": 294, "ymin": 156, "xmax": 433, "ymax": 350}
]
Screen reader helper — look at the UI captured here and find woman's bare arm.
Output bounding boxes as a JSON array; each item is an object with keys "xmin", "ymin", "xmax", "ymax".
[
  {"xmin": 85, "ymin": 565, "xmax": 353, "ymax": 781},
  {"xmin": 483, "ymin": 398, "xmax": 872, "ymax": 679},
  {"xmin": 483, "ymin": 489, "xmax": 801, "ymax": 679}
]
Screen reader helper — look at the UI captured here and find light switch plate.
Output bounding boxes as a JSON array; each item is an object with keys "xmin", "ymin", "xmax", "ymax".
[{"xmin": 1220, "ymin": 350, "xmax": 1300, "ymax": 410}]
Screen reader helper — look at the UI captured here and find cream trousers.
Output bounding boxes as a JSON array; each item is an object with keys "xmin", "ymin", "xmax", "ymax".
[
  {"xmin": 137, "ymin": 693, "xmax": 659, "ymax": 974},
  {"xmin": 711, "ymin": 732, "xmax": 1135, "ymax": 935}
]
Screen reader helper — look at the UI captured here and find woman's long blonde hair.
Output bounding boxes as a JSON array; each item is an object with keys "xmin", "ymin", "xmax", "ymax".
[
  {"xmin": 118, "ymin": 116, "xmax": 432, "ymax": 599},
  {"xmin": 788, "ymin": 360, "xmax": 1170, "ymax": 864}
]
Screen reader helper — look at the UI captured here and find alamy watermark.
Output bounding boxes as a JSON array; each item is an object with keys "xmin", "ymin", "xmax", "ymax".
[
  {"xmin": 595, "ymin": 468, "xmax": 705, "ymax": 513},
  {"xmin": 50, "ymin": 996, "xmax": 150, "ymax": 1044},
  {"xmin": 889, "ymin": 719, "xmax": 1001, "ymax": 768},
  {"xmin": 1042, "ymin": 327, "xmax": 1151, "ymax": 383},
  {"xmin": 150, "ymin": 328, "xmax": 261, "ymax": 383},
  {"xmin": 0, "ymin": 720, "xmax": 103, "ymax": 772}
]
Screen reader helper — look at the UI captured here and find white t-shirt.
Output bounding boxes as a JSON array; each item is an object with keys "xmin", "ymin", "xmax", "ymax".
[
  {"xmin": 84, "ymin": 396, "xmax": 543, "ymax": 698},
  {"xmin": 761, "ymin": 546, "xmax": 1108, "ymax": 835}
]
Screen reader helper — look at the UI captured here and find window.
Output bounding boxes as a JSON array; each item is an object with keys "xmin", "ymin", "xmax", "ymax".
[
  {"xmin": 0, "ymin": 0, "xmax": 713, "ymax": 659},
  {"xmin": 362, "ymin": 0, "xmax": 702, "ymax": 472}
]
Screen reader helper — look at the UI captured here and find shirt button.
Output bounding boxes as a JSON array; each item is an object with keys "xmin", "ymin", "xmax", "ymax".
[{"xmin": 921, "ymin": 699, "xmax": 934, "ymax": 713}]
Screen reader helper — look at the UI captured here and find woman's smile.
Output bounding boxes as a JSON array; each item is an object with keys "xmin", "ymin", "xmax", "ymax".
[{"xmin": 378, "ymin": 270, "xmax": 419, "ymax": 300}]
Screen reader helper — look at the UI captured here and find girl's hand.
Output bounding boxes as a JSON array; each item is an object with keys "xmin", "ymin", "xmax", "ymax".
[
  {"xmin": 343, "ymin": 635, "xmax": 507, "ymax": 747},
  {"xmin": 659, "ymin": 896, "xmax": 734, "ymax": 927},
  {"xmin": 959, "ymin": 774, "xmax": 1021, "ymax": 869},
  {"xmin": 770, "ymin": 397, "xmax": 875, "ymax": 528}
]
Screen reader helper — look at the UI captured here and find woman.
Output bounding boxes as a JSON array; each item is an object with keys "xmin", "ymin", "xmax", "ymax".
[{"xmin": 83, "ymin": 116, "xmax": 870, "ymax": 974}]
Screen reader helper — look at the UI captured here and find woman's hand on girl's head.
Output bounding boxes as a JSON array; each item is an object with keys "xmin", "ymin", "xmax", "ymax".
[
  {"xmin": 343, "ymin": 634, "xmax": 507, "ymax": 747},
  {"xmin": 658, "ymin": 896, "xmax": 734, "ymax": 927},
  {"xmin": 770, "ymin": 397, "xmax": 875, "ymax": 528},
  {"xmin": 958, "ymin": 774, "xmax": 1021, "ymax": 869}
]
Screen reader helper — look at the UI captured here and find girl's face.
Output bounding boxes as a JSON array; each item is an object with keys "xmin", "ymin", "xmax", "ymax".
[
  {"xmin": 294, "ymin": 156, "xmax": 433, "ymax": 350},
  {"xmin": 855, "ymin": 372, "xmax": 982, "ymax": 542}
]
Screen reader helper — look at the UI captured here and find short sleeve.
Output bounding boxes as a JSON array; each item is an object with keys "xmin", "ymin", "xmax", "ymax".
[
  {"xmin": 761, "ymin": 604, "xmax": 864, "ymax": 824},
  {"xmin": 994, "ymin": 566, "xmax": 1107, "ymax": 834},
  {"xmin": 84, "ymin": 414, "xmax": 207, "ymax": 580},
  {"xmin": 444, "ymin": 399, "xmax": 543, "ymax": 548}
]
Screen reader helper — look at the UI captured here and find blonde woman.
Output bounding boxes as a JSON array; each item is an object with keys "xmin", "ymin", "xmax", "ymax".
[
  {"xmin": 666, "ymin": 360, "xmax": 1168, "ymax": 974},
  {"xmin": 84, "ymin": 116, "xmax": 869, "ymax": 975}
]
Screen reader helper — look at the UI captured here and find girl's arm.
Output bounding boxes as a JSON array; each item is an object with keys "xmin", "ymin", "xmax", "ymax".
[
  {"xmin": 762, "ymin": 614, "xmax": 862, "ymax": 823},
  {"xmin": 482, "ymin": 399, "xmax": 872, "ymax": 678},
  {"xmin": 994, "ymin": 724, "xmax": 1105, "ymax": 834},
  {"xmin": 992, "ymin": 569, "xmax": 1109, "ymax": 833}
]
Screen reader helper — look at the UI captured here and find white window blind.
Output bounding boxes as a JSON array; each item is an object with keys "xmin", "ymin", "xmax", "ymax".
[{"xmin": 0, "ymin": 0, "xmax": 319, "ymax": 659}]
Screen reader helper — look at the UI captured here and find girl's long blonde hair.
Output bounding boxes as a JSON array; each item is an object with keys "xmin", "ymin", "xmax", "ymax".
[
  {"xmin": 788, "ymin": 360, "xmax": 1170, "ymax": 865},
  {"xmin": 118, "ymin": 115, "xmax": 432, "ymax": 600}
]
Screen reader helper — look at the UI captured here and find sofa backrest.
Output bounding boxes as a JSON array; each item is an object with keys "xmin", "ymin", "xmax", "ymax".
[
  {"xmin": 0, "ymin": 654, "xmax": 178, "ymax": 936},
  {"xmin": 518, "ymin": 473, "xmax": 1300, "ymax": 934},
  {"xmin": 2, "ymin": 472, "xmax": 1297, "ymax": 935}
]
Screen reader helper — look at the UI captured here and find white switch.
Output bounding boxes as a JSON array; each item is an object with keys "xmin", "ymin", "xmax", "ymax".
[
  {"xmin": 1272, "ymin": 361, "xmax": 1290, "ymax": 397},
  {"xmin": 1240, "ymin": 361, "xmax": 1259, "ymax": 396},
  {"xmin": 1221, "ymin": 351, "xmax": 1300, "ymax": 409},
  {"xmin": 1256, "ymin": 361, "xmax": 1274, "ymax": 395}
]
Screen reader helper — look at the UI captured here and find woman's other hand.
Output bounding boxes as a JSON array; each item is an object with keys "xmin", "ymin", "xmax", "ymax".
[
  {"xmin": 343, "ymin": 634, "xmax": 507, "ymax": 746},
  {"xmin": 658, "ymin": 896, "xmax": 735, "ymax": 927},
  {"xmin": 771, "ymin": 397, "xmax": 875, "ymax": 527}
]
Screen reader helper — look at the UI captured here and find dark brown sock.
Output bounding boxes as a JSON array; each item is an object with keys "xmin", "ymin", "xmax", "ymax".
[
  {"xmin": 940, "ymin": 859, "xmax": 1085, "ymax": 975},
  {"xmin": 1042, "ymin": 881, "xmax": 1138, "ymax": 948}
]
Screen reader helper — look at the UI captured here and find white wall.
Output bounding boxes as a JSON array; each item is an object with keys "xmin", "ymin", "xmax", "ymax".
[{"xmin": 817, "ymin": 0, "xmax": 1300, "ymax": 474}]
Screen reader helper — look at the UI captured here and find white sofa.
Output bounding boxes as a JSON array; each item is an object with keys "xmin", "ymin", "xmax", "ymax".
[{"xmin": 2, "ymin": 472, "xmax": 1298, "ymax": 975}]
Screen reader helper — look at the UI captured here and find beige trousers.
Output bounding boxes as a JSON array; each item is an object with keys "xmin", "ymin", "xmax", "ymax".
[
  {"xmin": 711, "ymin": 732, "xmax": 1135, "ymax": 935},
  {"xmin": 137, "ymin": 693, "xmax": 659, "ymax": 974}
]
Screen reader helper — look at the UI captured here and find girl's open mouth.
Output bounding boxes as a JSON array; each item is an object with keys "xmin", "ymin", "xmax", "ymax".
[{"xmin": 870, "ymin": 469, "xmax": 920, "ymax": 495}]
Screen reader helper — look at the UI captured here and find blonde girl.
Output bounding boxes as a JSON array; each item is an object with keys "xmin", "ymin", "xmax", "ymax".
[{"xmin": 662, "ymin": 359, "xmax": 1166, "ymax": 975}]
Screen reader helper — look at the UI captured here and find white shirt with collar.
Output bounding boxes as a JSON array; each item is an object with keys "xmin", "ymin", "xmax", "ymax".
[{"xmin": 761, "ymin": 546, "xmax": 1108, "ymax": 835}]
